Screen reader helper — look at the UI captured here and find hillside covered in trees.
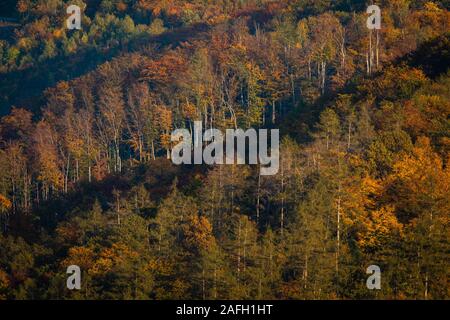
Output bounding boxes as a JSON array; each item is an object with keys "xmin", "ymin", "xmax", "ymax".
[{"xmin": 0, "ymin": 0, "xmax": 449, "ymax": 300}]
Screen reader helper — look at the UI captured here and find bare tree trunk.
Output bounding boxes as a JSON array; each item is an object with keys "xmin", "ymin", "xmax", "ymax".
[
  {"xmin": 336, "ymin": 188, "xmax": 341, "ymax": 296},
  {"xmin": 369, "ymin": 30, "xmax": 372, "ymax": 75},
  {"xmin": 243, "ymin": 226, "xmax": 247, "ymax": 274},
  {"xmin": 11, "ymin": 181, "xmax": 16, "ymax": 215},
  {"xmin": 115, "ymin": 191, "xmax": 121, "ymax": 225},
  {"xmin": 213, "ymin": 267, "xmax": 217, "ymax": 299},
  {"xmin": 35, "ymin": 182, "xmax": 40, "ymax": 206},
  {"xmin": 308, "ymin": 58, "xmax": 312, "ymax": 80},
  {"xmin": 23, "ymin": 171, "xmax": 30, "ymax": 212},
  {"xmin": 341, "ymin": 32, "xmax": 346, "ymax": 71},
  {"xmin": 376, "ymin": 30, "xmax": 380, "ymax": 69},
  {"xmin": 366, "ymin": 52, "xmax": 370, "ymax": 75},
  {"xmin": 303, "ymin": 253, "xmax": 309, "ymax": 289},
  {"xmin": 256, "ymin": 168, "xmax": 261, "ymax": 224},
  {"xmin": 321, "ymin": 61, "xmax": 326, "ymax": 94},
  {"xmin": 202, "ymin": 268, "xmax": 206, "ymax": 300},
  {"xmin": 117, "ymin": 144, "xmax": 122, "ymax": 173},
  {"xmin": 280, "ymin": 161, "xmax": 285, "ymax": 235},
  {"xmin": 290, "ymin": 73, "xmax": 295, "ymax": 105},
  {"xmin": 258, "ymin": 276, "xmax": 262, "ymax": 298},
  {"xmin": 139, "ymin": 137, "xmax": 143, "ymax": 163},
  {"xmin": 151, "ymin": 140, "xmax": 156, "ymax": 160},
  {"xmin": 237, "ymin": 217, "xmax": 241, "ymax": 285},
  {"xmin": 317, "ymin": 61, "xmax": 321, "ymax": 87},
  {"xmin": 64, "ymin": 156, "xmax": 70, "ymax": 194},
  {"xmin": 272, "ymin": 100, "xmax": 276, "ymax": 124},
  {"xmin": 76, "ymin": 159, "xmax": 79, "ymax": 181}
]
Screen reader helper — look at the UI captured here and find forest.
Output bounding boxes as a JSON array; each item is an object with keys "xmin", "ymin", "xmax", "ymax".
[{"xmin": 0, "ymin": 0, "xmax": 449, "ymax": 300}]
